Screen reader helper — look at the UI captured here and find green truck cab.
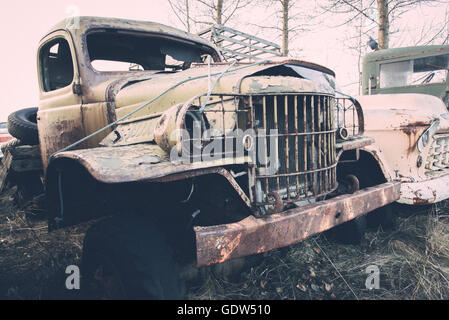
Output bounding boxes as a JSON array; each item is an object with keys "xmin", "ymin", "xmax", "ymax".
[{"xmin": 362, "ymin": 45, "xmax": 449, "ymax": 105}]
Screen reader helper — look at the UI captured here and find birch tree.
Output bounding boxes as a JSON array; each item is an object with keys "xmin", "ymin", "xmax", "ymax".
[
  {"xmin": 321, "ymin": 0, "xmax": 447, "ymax": 49},
  {"xmin": 252, "ymin": 0, "xmax": 311, "ymax": 56},
  {"xmin": 168, "ymin": 0, "xmax": 252, "ymax": 32},
  {"xmin": 168, "ymin": 0, "xmax": 193, "ymax": 32}
]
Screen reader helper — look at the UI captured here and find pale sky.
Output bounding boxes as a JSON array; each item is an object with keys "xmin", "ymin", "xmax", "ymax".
[{"xmin": 0, "ymin": 0, "xmax": 447, "ymax": 121}]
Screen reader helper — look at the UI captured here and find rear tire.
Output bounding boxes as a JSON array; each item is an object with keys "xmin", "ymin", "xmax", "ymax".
[
  {"xmin": 7, "ymin": 108, "xmax": 39, "ymax": 145},
  {"xmin": 81, "ymin": 214, "xmax": 186, "ymax": 300}
]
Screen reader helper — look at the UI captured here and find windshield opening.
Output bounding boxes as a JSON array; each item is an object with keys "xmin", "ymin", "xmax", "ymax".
[
  {"xmin": 86, "ymin": 30, "xmax": 216, "ymax": 72},
  {"xmin": 287, "ymin": 65, "xmax": 335, "ymax": 92},
  {"xmin": 379, "ymin": 54, "xmax": 449, "ymax": 88}
]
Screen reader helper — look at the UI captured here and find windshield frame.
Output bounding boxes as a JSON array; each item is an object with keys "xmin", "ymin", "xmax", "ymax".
[
  {"xmin": 83, "ymin": 28, "xmax": 221, "ymax": 75},
  {"xmin": 378, "ymin": 53, "xmax": 449, "ymax": 90}
]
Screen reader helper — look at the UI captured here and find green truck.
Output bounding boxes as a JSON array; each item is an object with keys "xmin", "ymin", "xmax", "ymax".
[{"xmin": 357, "ymin": 45, "xmax": 449, "ymax": 205}]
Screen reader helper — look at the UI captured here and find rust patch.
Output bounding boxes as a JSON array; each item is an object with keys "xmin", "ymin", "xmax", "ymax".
[
  {"xmin": 400, "ymin": 122, "xmax": 429, "ymax": 156},
  {"xmin": 195, "ymin": 181, "xmax": 401, "ymax": 267},
  {"xmin": 400, "ymin": 121, "xmax": 429, "ymax": 135},
  {"xmin": 39, "ymin": 117, "xmax": 87, "ymax": 172},
  {"xmin": 413, "ymin": 197, "xmax": 430, "ymax": 205}
]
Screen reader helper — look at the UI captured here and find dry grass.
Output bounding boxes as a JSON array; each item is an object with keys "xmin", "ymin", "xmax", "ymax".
[
  {"xmin": 188, "ymin": 202, "xmax": 449, "ymax": 300},
  {"xmin": 1, "ymin": 183, "xmax": 449, "ymax": 300},
  {"xmin": 0, "ymin": 186, "xmax": 92, "ymax": 299}
]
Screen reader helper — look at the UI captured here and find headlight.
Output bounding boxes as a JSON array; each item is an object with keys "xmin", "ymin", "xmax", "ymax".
[
  {"xmin": 417, "ymin": 119, "xmax": 439, "ymax": 152},
  {"xmin": 440, "ymin": 112, "xmax": 449, "ymax": 121}
]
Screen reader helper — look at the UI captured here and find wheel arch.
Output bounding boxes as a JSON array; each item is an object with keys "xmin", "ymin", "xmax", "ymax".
[
  {"xmin": 46, "ymin": 155, "xmax": 251, "ymax": 231},
  {"xmin": 337, "ymin": 149, "xmax": 391, "ymax": 187}
]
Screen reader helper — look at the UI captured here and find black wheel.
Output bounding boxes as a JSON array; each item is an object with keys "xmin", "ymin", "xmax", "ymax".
[
  {"xmin": 366, "ymin": 201, "xmax": 397, "ymax": 230},
  {"xmin": 81, "ymin": 214, "xmax": 186, "ymax": 300},
  {"xmin": 327, "ymin": 174, "xmax": 367, "ymax": 244},
  {"xmin": 332, "ymin": 153, "xmax": 397, "ymax": 244},
  {"xmin": 7, "ymin": 108, "xmax": 39, "ymax": 145},
  {"xmin": 361, "ymin": 175, "xmax": 397, "ymax": 231},
  {"xmin": 328, "ymin": 215, "xmax": 367, "ymax": 245}
]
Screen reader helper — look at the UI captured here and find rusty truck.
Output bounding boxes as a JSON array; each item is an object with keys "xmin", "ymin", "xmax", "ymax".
[
  {"xmin": 6, "ymin": 17, "xmax": 400, "ymax": 299},
  {"xmin": 358, "ymin": 45, "xmax": 449, "ymax": 205}
]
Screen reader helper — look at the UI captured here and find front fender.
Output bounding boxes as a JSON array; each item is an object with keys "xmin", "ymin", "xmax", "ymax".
[
  {"xmin": 356, "ymin": 93, "xmax": 446, "ymax": 182},
  {"xmin": 45, "ymin": 143, "xmax": 250, "ymax": 230},
  {"xmin": 48, "ymin": 143, "xmax": 249, "ymax": 184}
]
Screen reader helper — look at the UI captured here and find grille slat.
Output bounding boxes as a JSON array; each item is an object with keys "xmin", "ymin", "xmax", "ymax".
[
  {"xmin": 253, "ymin": 93, "xmax": 337, "ymax": 209},
  {"xmin": 303, "ymin": 96, "xmax": 309, "ymax": 197},
  {"xmin": 294, "ymin": 96, "xmax": 300, "ymax": 199}
]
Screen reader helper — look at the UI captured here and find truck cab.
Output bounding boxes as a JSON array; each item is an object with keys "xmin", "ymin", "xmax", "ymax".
[
  {"xmin": 359, "ymin": 45, "xmax": 449, "ymax": 205},
  {"xmin": 362, "ymin": 45, "xmax": 449, "ymax": 106}
]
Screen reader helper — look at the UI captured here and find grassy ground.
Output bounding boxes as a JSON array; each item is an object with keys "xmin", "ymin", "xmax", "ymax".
[
  {"xmin": 0, "ymin": 186, "xmax": 91, "ymax": 299},
  {"xmin": 189, "ymin": 203, "xmax": 449, "ymax": 300},
  {"xmin": 1, "ymin": 184, "xmax": 449, "ymax": 300}
]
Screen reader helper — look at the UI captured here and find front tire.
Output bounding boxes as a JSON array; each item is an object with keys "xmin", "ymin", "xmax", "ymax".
[
  {"xmin": 81, "ymin": 214, "xmax": 186, "ymax": 300},
  {"xmin": 329, "ymin": 215, "xmax": 367, "ymax": 245}
]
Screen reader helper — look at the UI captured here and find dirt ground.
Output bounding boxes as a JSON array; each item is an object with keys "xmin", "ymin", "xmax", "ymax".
[{"xmin": 1, "ymin": 184, "xmax": 449, "ymax": 300}]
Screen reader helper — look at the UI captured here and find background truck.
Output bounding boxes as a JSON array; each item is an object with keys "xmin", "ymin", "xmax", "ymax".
[
  {"xmin": 358, "ymin": 45, "xmax": 449, "ymax": 205},
  {"xmin": 4, "ymin": 17, "xmax": 399, "ymax": 299}
]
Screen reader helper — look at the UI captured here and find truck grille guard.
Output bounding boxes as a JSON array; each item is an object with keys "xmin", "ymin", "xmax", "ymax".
[
  {"xmin": 251, "ymin": 94, "xmax": 337, "ymax": 211},
  {"xmin": 181, "ymin": 92, "xmax": 363, "ymax": 214}
]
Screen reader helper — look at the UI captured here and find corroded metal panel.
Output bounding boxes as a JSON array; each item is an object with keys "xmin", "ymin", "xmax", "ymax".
[
  {"xmin": 195, "ymin": 181, "xmax": 401, "ymax": 267},
  {"xmin": 37, "ymin": 105, "xmax": 87, "ymax": 171},
  {"xmin": 357, "ymin": 93, "xmax": 449, "ymax": 199},
  {"xmin": 52, "ymin": 144, "xmax": 248, "ymax": 184}
]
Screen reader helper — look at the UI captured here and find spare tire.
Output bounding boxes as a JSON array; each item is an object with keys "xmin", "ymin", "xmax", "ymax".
[{"xmin": 8, "ymin": 108, "xmax": 39, "ymax": 145}]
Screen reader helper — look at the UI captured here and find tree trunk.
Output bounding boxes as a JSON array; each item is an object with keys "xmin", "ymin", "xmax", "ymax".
[
  {"xmin": 377, "ymin": 0, "xmax": 389, "ymax": 49},
  {"xmin": 282, "ymin": 0, "xmax": 289, "ymax": 56},
  {"xmin": 186, "ymin": 0, "xmax": 190, "ymax": 32},
  {"xmin": 216, "ymin": 0, "xmax": 223, "ymax": 25}
]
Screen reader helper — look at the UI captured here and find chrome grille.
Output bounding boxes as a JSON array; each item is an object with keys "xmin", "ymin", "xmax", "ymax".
[{"xmin": 426, "ymin": 133, "xmax": 449, "ymax": 171}]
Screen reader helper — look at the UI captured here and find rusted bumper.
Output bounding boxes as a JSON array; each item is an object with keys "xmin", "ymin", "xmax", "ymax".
[
  {"xmin": 195, "ymin": 181, "xmax": 401, "ymax": 267},
  {"xmin": 400, "ymin": 170, "xmax": 449, "ymax": 205}
]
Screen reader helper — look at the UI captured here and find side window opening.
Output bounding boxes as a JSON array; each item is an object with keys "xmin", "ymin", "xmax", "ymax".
[{"xmin": 40, "ymin": 39, "xmax": 74, "ymax": 92}]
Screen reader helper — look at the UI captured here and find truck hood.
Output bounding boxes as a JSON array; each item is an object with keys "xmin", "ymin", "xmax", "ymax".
[
  {"xmin": 111, "ymin": 59, "xmax": 335, "ymax": 120},
  {"xmin": 356, "ymin": 93, "xmax": 449, "ymax": 131}
]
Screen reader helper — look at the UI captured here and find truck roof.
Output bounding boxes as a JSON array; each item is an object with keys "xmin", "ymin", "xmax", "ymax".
[
  {"xmin": 363, "ymin": 45, "xmax": 449, "ymax": 64},
  {"xmin": 42, "ymin": 16, "xmax": 217, "ymax": 51}
]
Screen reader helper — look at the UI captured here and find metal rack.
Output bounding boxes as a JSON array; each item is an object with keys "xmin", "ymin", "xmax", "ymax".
[{"xmin": 198, "ymin": 24, "xmax": 282, "ymax": 62}]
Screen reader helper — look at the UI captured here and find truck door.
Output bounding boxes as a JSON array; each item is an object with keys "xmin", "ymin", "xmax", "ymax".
[{"xmin": 37, "ymin": 31, "xmax": 85, "ymax": 172}]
